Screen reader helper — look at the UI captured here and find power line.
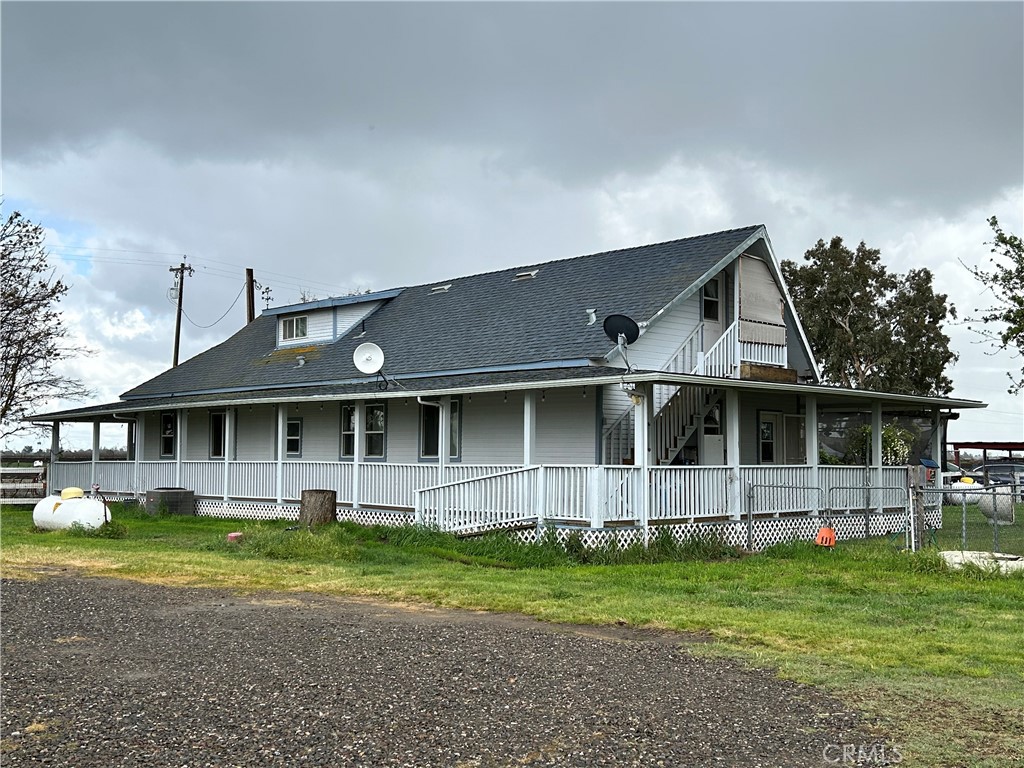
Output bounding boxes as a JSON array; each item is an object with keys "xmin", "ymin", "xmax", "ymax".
[{"xmin": 177, "ymin": 282, "xmax": 247, "ymax": 329}]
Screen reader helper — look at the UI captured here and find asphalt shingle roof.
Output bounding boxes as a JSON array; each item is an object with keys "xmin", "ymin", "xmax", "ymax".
[{"xmin": 122, "ymin": 225, "xmax": 763, "ymax": 399}]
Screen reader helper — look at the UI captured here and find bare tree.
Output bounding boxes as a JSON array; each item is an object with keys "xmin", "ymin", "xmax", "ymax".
[{"xmin": 1, "ymin": 210, "xmax": 90, "ymax": 439}]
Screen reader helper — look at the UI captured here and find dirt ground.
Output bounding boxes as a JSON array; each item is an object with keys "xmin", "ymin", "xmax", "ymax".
[{"xmin": 1, "ymin": 571, "xmax": 888, "ymax": 767}]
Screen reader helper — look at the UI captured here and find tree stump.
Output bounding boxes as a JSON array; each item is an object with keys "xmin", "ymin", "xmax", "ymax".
[{"xmin": 299, "ymin": 489, "xmax": 337, "ymax": 529}]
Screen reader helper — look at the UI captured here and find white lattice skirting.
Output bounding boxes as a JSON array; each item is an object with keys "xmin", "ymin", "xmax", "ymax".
[
  {"xmin": 194, "ymin": 499, "xmax": 414, "ymax": 527},
  {"xmin": 190, "ymin": 498, "xmax": 938, "ymax": 552}
]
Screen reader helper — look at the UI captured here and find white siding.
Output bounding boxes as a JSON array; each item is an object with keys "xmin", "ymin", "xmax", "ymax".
[
  {"xmin": 186, "ymin": 409, "xmax": 211, "ymax": 460},
  {"xmin": 462, "ymin": 392, "xmax": 524, "ymax": 464},
  {"xmin": 386, "ymin": 399, "xmax": 419, "ymax": 463},
  {"xmin": 283, "ymin": 403, "xmax": 340, "ymax": 460},
  {"xmin": 626, "ymin": 294, "xmax": 703, "ymax": 371},
  {"xmin": 235, "ymin": 405, "xmax": 276, "ymax": 460},
  {"xmin": 142, "ymin": 411, "xmax": 161, "ymax": 460},
  {"xmin": 535, "ymin": 388, "xmax": 599, "ymax": 464},
  {"xmin": 334, "ymin": 301, "xmax": 382, "ymax": 340},
  {"xmin": 278, "ymin": 308, "xmax": 333, "ymax": 346},
  {"xmin": 276, "ymin": 301, "xmax": 383, "ymax": 348}
]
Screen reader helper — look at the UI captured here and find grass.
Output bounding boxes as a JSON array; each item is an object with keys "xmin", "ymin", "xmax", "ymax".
[{"xmin": 2, "ymin": 503, "xmax": 1023, "ymax": 767}]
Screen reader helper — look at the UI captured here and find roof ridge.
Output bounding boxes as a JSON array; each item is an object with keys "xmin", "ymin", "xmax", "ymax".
[{"xmin": 395, "ymin": 223, "xmax": 764, "ymax": 291}]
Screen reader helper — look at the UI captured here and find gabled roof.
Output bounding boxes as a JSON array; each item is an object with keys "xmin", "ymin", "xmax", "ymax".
[{"xmin": 122, "ymin": 225, "xmax": 763, "ymax": 400}]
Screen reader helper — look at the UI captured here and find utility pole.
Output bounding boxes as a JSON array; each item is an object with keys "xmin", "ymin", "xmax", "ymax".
[
  {"xmin": 245, "ymin": 268, "xmax": 256, "ymax": 324},
  {"xmin": 169, "ymin": 261, "xmax": 194, "ymax": 367}
]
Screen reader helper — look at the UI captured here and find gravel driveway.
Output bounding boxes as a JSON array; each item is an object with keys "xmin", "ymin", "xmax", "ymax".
[{"xmin": 1, "ymin": 571, "xmax": 883, "ymax": 767}]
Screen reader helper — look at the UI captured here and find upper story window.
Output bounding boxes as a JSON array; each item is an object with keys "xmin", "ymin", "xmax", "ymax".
[
  {"xmin": 702, "ymin": 279, "xmax": 720, "ymax": 322},
  {"xmin": 281, "ymin": 316, "xmax": 308, "ymax": 341}
]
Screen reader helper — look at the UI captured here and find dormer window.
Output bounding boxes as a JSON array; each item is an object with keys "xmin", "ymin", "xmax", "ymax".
[{"xmin": 282, "ymin": 316, "xmax": 308, "ymax": 341}]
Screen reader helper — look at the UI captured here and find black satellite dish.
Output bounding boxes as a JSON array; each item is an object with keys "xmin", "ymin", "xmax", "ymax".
[{"xmin": 603, "ymin": 314, "xmax": 641, "ymax": 346}]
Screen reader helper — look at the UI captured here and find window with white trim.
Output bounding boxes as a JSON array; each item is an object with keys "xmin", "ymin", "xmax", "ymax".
[
  {"xmin": 340, "ymin": 403, "xmax": 386, "ymax": 459},
  {"xmin": 286, "ymin": 418, "xmax": 303, "ymax": 457},
  {"xmin": 702, "ymin": 279, "xmax": 720, "ymax": 322},
  {"xmin": 160, "ymin": 412, "xmax": 175, "ymax": 458},
  {"xmin": 210, "ymin": 411, "xmax": 226, "ymax": 459},
  {"xmin": 281, "ymin": 316, "xmax": 308, "ymax": 341}
]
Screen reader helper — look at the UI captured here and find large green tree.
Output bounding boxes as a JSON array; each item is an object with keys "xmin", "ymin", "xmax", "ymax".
[
  {"xmin": 966, "ymin": 217, "xmax": 1024, "ymax": 393},
  {"xmin": 782, "ymin": 236, "xmax": 957, "ymax": 396},
  {"xmin": 1, "ymin": 209, "xmax": 89, "ymax": 439}
]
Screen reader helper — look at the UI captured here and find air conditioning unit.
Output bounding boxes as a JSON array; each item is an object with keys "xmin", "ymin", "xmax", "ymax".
[{"xmin": 145, "ymin": 488, "xmax": 195, "ymax": 516}]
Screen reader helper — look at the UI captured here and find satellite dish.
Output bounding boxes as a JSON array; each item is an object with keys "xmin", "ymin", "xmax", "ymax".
[
  {"xmin": 603, "ymin": 314, "xmax": 641, "ymax": 346},
  {"xmin": 353, "ymin": 342, "xmax": 385, "ymax": 374}
]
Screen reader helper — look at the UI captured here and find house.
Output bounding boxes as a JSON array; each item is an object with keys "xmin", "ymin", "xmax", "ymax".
[{"xmin": 32, "ymin": 225, "xmax": 983, "ymax": 549}]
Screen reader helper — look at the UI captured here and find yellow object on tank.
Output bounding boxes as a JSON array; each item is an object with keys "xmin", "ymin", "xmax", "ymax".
[{"xmin": 60, "ymin": 487, "xmax": 85, "ymax": 500}]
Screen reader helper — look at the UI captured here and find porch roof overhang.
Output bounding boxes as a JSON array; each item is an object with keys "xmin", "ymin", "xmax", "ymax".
[{"xmin": 27, "ymin": 365, "xmax": 985, "ymax": 423}]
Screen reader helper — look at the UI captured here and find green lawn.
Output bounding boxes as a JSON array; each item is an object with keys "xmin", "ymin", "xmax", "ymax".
[{"xmin": 2, "ymin": 504, "xmax": 1022, "ymax": 767}]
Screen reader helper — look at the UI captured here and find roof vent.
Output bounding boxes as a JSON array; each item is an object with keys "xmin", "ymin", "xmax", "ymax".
[
  {"xmin": 513, "ymin": 269, "xmax": 539, "ymax": 282},
  {"xmin": 429, "ymin": 284, "xmax": 452, "ymax": 294}
]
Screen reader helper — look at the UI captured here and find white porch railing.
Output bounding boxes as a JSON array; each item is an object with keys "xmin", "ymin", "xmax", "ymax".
[
  {"xmin": 50, "ymin": 460, "xmax": 912, "ymax": 531},
  {"xmin": 740, "ymin": 340, "xmax": 786, "ymax": 367},
  {"xmin": 699, "ymin": 321, "xmax": 738, "ymax": 378},
  {"xmin": 649, "ymin": 466, "xmax": 729, "ymax": 519}
]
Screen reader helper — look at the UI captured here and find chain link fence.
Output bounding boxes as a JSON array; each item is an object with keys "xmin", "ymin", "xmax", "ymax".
[{"xmin": 924, "ymin": 485, "xmax": 1023, "ymax": 556}]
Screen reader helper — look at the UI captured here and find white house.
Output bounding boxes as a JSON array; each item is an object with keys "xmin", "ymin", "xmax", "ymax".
[{"xmin": 32, "ymin": 225, "xmax": 982, "ymax": 549}]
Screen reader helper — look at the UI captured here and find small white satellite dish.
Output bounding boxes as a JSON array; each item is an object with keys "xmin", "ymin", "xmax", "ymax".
[{"xmin": 353, "ymin": 342, "xmax": 385, "ymax": 374}]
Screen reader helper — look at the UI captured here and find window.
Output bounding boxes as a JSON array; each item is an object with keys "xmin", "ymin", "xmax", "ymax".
[
  {"xmin": 160, "ymin": 412, "xmax": 175, "ymax": 458},
  {"xmin": 341, "ymin": 405, "xmax": 356, "ymax": 458},
  {"xmin": 341, "ymin": 403, "xmax": 387, "ymax": 459},
  {"xmin": 759, "ymin": 413, "xmax": 780, "ymax": 464},
  {"xmin": 286, "ymin": 418, "xmax": 303, "ymax": 457},
  {"xmin": 365, "ymin": 403, "xmax": 386, "ymax": 459},
  {"xmin": 282, "ymin": 316, "xmax": 308, "ymax": 341},
  {"xmin": 702, "ymin": 279, "xmax": 720, "ymax": 322},
  {"xmin": 420, "ymin": 397, "xmax": 461, "ymax": 460},
  {"xmin": 210, "ymin": 411, "xmax": 226, "ymax": 459}
]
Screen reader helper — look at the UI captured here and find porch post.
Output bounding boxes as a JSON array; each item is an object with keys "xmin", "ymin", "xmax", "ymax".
[
  {"xmin": 632, "ymin": 384, "xmax": 650, "ymax": 540},
  {"xmin": 50, "ymin": 422, "xmax": 60, "ymax": 490},
  {"xmin": 438, "ymin": 397, "xmax": 450, "ymax": 485},
  {"xmin": 930, "ymin": 407, "xmax": 942, "ymax": 494},
  {"xmin": 175, "ymin": 409, "xmax": 186, "ymax": 487},
  {"xmin": 352, "ymin": 400, "xmax": 365, "ymax": 509},
  {"xmin": 725, "ymin": 388, "xmax": 742, "ymax": 520},
  {"xmin": 90, "ymin": 420, "xmax": 100, "ymax": 487},
  {"xmin": 134, "ymin": 416, "xmax": 144, "ymax": 495},
  {"xmin": 275, "ymin": 405, "xmax": 286, "ymax": 505},
  {"xmin": 732, "ymin": 263, "xmax": 741, "ymax": 377},
  {"xmin": 871, "ymin": 400, "xmax": 883, "ymax": 514},
  {"xmin": 523, "ymin": 391, "xmax": 537, "ymax": 466},
  {"xmin": 222, "ymin": 408, "xmax": 235, "ymax": 502},
  {"xmin": 806, "ymin": 395, "xmax": 819, "ymax": 515}
]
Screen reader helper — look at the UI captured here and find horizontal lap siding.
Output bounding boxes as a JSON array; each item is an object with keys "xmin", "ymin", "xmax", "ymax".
[
  {"xmin": 236, "ymin": 405, "xmax": 276, "ymax": 461},
  {"xmin": 186, "ymin": 409, "xmax": 212, "ymax": 460},
  {"xmin": 278, "ymin": 308, "xmax": 334, "ymax": 346},
  {"xmin": 385, "ymin": 399, "xmax": 419, "ymax": 464},
  {"xmin": 288, "ymin": 403, "xmax": 340, "ymax": 460},
  {"xmin": 535, "ymin": 388, "xmax": 598, "ymax": 465},
  {"xmin": 463, "ymin": 392, "xmax": 523, "ymax": 464},
  {"xmin": 626, "ymin": 294, "xmax": 702, "ymax": 371}
]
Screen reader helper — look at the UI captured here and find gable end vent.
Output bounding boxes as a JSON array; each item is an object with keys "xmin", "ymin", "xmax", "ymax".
[
  {"xmin": 429, "ymin": 284, "xmax": 452, "ymax": 294},
  {"xmin": 513, "ymin": 269, "xmax": 539, "ymax": 281}
]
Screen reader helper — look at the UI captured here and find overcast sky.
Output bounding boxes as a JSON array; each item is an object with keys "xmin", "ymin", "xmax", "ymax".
[{"xmin": 3, "ymin": 1, "xmax": 1022, "ymax": 451}]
